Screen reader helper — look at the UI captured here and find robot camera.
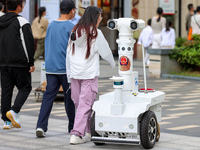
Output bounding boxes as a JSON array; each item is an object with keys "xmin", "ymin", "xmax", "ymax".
[
  {"xmin": 130, "ymin": 19, "xmax": 145, "ymax": 31},
  {"xmin": 107, "ymin": 19, "xmax": 117, "ymax": 30},
  {"xmin": 130, "ymin": 21, "xmax": 138, "ymax": 30}
]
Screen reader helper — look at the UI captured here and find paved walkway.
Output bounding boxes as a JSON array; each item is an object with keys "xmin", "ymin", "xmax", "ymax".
[
  {"xmin": 0, "ymin": 59, "xmax": 200, "ymax": 150},
  {"xmin": 0, "ymin": 115, "xmax": 200, "ymax": 150}
]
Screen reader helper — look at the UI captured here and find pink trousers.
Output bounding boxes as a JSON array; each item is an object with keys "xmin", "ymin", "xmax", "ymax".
[{"xmin": 70, "ymin": 77, "xmax": 98, "ymax": 137}]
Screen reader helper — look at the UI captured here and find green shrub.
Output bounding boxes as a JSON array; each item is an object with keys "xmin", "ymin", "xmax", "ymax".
[
  {"xmin": 175, "ymin": 37, "xmax": 187, "ymax": 47},
  {"xmin": 169, "ymin": 36, "xmax": 200, "ymax": 71}
]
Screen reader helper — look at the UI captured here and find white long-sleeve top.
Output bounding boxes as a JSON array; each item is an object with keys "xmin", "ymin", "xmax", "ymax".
[
  {"xmin": 160, "ymin": 27, "xmax": 175, "ymax": 48},
  {"xmin": 66, "ymin": 29, "xmax": 115, "ymax": 81},
  {"xmin": 138, "ymin": 25, "xmax": 153, "ymax": 48},
  {"xmin": 191, "ymin": 14, "xmax": 200, "ymax": 35}
]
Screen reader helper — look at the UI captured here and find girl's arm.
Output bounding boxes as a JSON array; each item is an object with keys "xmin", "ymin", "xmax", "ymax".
[
  {"xmin": 137, "ymin": 30, "xmax": 144, "ymax": 45},
  {"xmin": 66, "ymin": 41, "xmax": 71, "ymax": 83},
  {"xmin": 95, "ymin": 30, "xmax": 116, "ymax": 68}
]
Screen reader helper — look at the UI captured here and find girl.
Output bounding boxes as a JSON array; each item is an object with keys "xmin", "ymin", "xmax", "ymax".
[
  {"xmin": 66, "ymin": 6, "xmax": 115, "ymax": 144},
  {"xmin": 160, "ymin": 20, "xmax": 175, "ymax": 48},
  {"xmin": 31, "ymin": 7, "xmax": 49, "ymax": 61},
  {"xmin": 151, "ymin": 7, "xmax": 166, "ymax": 48}
]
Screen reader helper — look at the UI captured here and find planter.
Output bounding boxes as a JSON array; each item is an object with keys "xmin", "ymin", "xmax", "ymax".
[{"xmin": 148, "ymin": 48, "xmax": 181, "ymax": 78}]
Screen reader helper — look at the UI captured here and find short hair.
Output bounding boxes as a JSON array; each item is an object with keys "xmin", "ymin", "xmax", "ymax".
[
  {"xmin": 188, "ymin": 4, "xmax": 193, "ymax": 11},
  {"xmin": 147, "ymin": 19, "xmax": 151, "ymax": 26},
  {"xmin": 60, "ymin": 0, "xmax": 75, "ymax": 14},
  {"xmin": 197, "ymin": 6, "xmax": 200, "ymax": 12},
  {"xmin": 7, "ymin": 0, "xmax": 26, "ymax": 11},
  {"xmin": 0, "ymin": 2, "xmax": 3, "ymax": 10}
]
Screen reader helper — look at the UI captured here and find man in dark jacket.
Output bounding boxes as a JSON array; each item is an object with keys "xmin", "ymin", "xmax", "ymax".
[{"xmin": 0, "ymin": 0, "xmax": 35, "ymax": 129}]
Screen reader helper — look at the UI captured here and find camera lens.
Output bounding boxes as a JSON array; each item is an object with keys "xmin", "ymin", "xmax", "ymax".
[
  {"xmin": 130, "ymin": 21, "xmax": 138, "ymax": 30},
  {"xmin": 108, "ymin": 21, "xmax": 115, "ymax": 29}
]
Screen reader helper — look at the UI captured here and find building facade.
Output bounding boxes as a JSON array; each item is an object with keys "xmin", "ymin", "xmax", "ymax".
[{"xmin": 1, "ymin": 0, "xmax": 200, "ymax": 57}]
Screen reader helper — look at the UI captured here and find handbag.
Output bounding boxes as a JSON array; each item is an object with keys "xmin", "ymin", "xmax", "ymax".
[{"xmin": 187, "ymin": 27, "xmax": 193, "ymax": 40}]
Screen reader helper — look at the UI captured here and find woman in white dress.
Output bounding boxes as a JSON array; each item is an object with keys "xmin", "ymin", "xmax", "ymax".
[{"xmin": 151, "ymin": 7, "xmax": 166, "ymax": 48}]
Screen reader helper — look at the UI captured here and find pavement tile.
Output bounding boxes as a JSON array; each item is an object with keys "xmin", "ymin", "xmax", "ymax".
[
  {"xmin": 1, "ymin": 59, "xmax": 200, "ymax": 150},
  {"xmin": 0, "ymin": 146, "xmax": 24, "ymax": 150}
]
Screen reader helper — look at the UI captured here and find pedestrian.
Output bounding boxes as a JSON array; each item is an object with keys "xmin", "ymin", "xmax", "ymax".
[
  {"xmin": 0, "ymin": 2, "xmax": 5, "ymax": 17},
  {"xmin": 186, "ymin": 3, "xmax": 194, "ymax": 35},
  {"xmin": 36, "ymin": 0, "xmax": 76, "ymax": 137},
  {"xmin": 0, "ymin": 0, "xmax": 35, "ymax": 129},
  {"xmin": 31, "ymin": 7, "xmax": 49, "ymax": 61},
  {"xmin": 151, "ymin": 7, "xmax": 166, "ymax": 48},
  {"xmin": 69, "ymin": 8, "xmax": 81, "ymax": 25},
  {"xmin": 160, "ymin": 20, "xmax": 175, "ymax": 49},
  {"xmin": 191, "ymin": 6, "xmax": 200, "ymax": 35},
  {"xmin": 137, "ymin": 19, "xmax": 153, "ymax": 66},
  {"xmin": 67, "ymin": 6, "xmax": 116, "ymax": 144}
]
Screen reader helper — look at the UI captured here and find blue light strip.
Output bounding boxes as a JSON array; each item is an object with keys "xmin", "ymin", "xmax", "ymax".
[{"xmin": 114, "ymin": 81, "xmax": 124, "ymax": 85}]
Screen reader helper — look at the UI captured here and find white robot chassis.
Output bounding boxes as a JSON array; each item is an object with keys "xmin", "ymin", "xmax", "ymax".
[{"xmin": 91, "ymin": 18, "xmax": 165, "ymax": 149}]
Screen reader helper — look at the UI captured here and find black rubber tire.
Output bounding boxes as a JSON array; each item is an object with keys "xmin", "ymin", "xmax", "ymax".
[
  {"xmin": 91, "ymin": 111, "xmax": 105, "ymax": 146},
  {"xmin": 140, "ymin": 111, "xmax": 158, "ymax": 149}
]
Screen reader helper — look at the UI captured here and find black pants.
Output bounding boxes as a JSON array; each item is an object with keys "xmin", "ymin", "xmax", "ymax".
[{"xmin": 1, "ymin": 67, "xmax": 32, "ymax": 122}]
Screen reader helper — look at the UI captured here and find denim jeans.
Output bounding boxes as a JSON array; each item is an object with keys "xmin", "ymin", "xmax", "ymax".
[{"xmin": 36, "ymin": 74, "xmax": 75, "ymax": 133}]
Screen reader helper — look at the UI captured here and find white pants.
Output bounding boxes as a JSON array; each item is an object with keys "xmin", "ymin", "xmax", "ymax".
[{"xmin": 152, "ymin": 33, "xmax": 161, "ymax": 49}]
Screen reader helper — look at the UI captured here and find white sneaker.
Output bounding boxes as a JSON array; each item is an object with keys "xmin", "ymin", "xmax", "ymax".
[
  {"xmin": 6, "ymin": 110, "xmax": 21, "ymax": 128},
  {"xmin": 84, "ymin": 133, "xmax": 91, "ymax": 141},
  {"xmin": 3, "ymin": 121, "xmax": 13, "ymax": 129},
  {"xmin": 36, "ymin": 128, "xmax": 46, "ymax": 137},
  {"xmin": 70, "ymin": 135, "xmax": 86, "ymax": 145}
]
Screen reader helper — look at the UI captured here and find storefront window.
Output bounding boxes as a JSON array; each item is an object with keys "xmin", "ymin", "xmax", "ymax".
[
  {"xmin": 76, "ymin": 0, "xmax": 123, "ymax": 27},
  {"xmin": 100, "ymin": 0, "xmax": 111, "ymax": 26},
  {"xmin": 77, "ymin": 0, "xmax": 95, "ymax": 16}
]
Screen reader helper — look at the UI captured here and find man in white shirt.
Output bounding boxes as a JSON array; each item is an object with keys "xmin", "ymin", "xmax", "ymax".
[
  {"xmin": 0, "ymin": 2, "xmax": 5, "ymax": 17},
  {"xmin": 191, "ymin": 6, "xmax": 200, "ymax": 35},
  {"xmin": 69, "ymin": 9, "xmax": 81, "ymax": 25},
  {"xmin": 137, "ymin": 19, "xmax": 153, "ymax": 66}
]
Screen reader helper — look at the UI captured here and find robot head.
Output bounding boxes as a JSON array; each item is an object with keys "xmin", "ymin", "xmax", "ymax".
[{"xmin": 107, "ymin": 18, "xmax": 145, "ymax": 31}]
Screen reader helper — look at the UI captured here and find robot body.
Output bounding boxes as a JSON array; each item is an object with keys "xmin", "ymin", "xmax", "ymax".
[{"xmin": 91, "ymin": 18, "xmax": 165, "ymax": 149}]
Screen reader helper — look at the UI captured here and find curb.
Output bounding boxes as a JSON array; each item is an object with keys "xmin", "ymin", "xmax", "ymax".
[{"xmin": 162, "ymin": 74, "xmax": 200, "ymax": 81}]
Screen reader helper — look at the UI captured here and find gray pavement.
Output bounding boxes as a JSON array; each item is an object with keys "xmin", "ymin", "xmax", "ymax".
[
  {"xmin": 1, "ymin": 115, "xmax": 200, "ymax": 150},
  {"xmin": 0, "ymin": 59, "xmax": 200, "ymax": 150}
]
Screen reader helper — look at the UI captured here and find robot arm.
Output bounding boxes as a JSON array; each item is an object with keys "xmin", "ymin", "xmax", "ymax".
[{"xmin": 96, "ymin": 30, "xmax": 116, "ymax": 68}]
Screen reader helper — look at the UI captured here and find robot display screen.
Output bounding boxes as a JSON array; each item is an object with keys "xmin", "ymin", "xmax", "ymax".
[
  {"xmin": 108, "ymin": 21, "xmax": 115, "ymax": 29},
  {"xmin": 130, "ymin": 22, "xmax": 138, "ymax": 30}
]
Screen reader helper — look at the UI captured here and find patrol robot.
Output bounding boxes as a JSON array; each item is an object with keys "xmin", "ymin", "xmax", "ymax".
[{"xmin": 91, "ymin": 18, "xmax": 165, "ymax": 149}]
